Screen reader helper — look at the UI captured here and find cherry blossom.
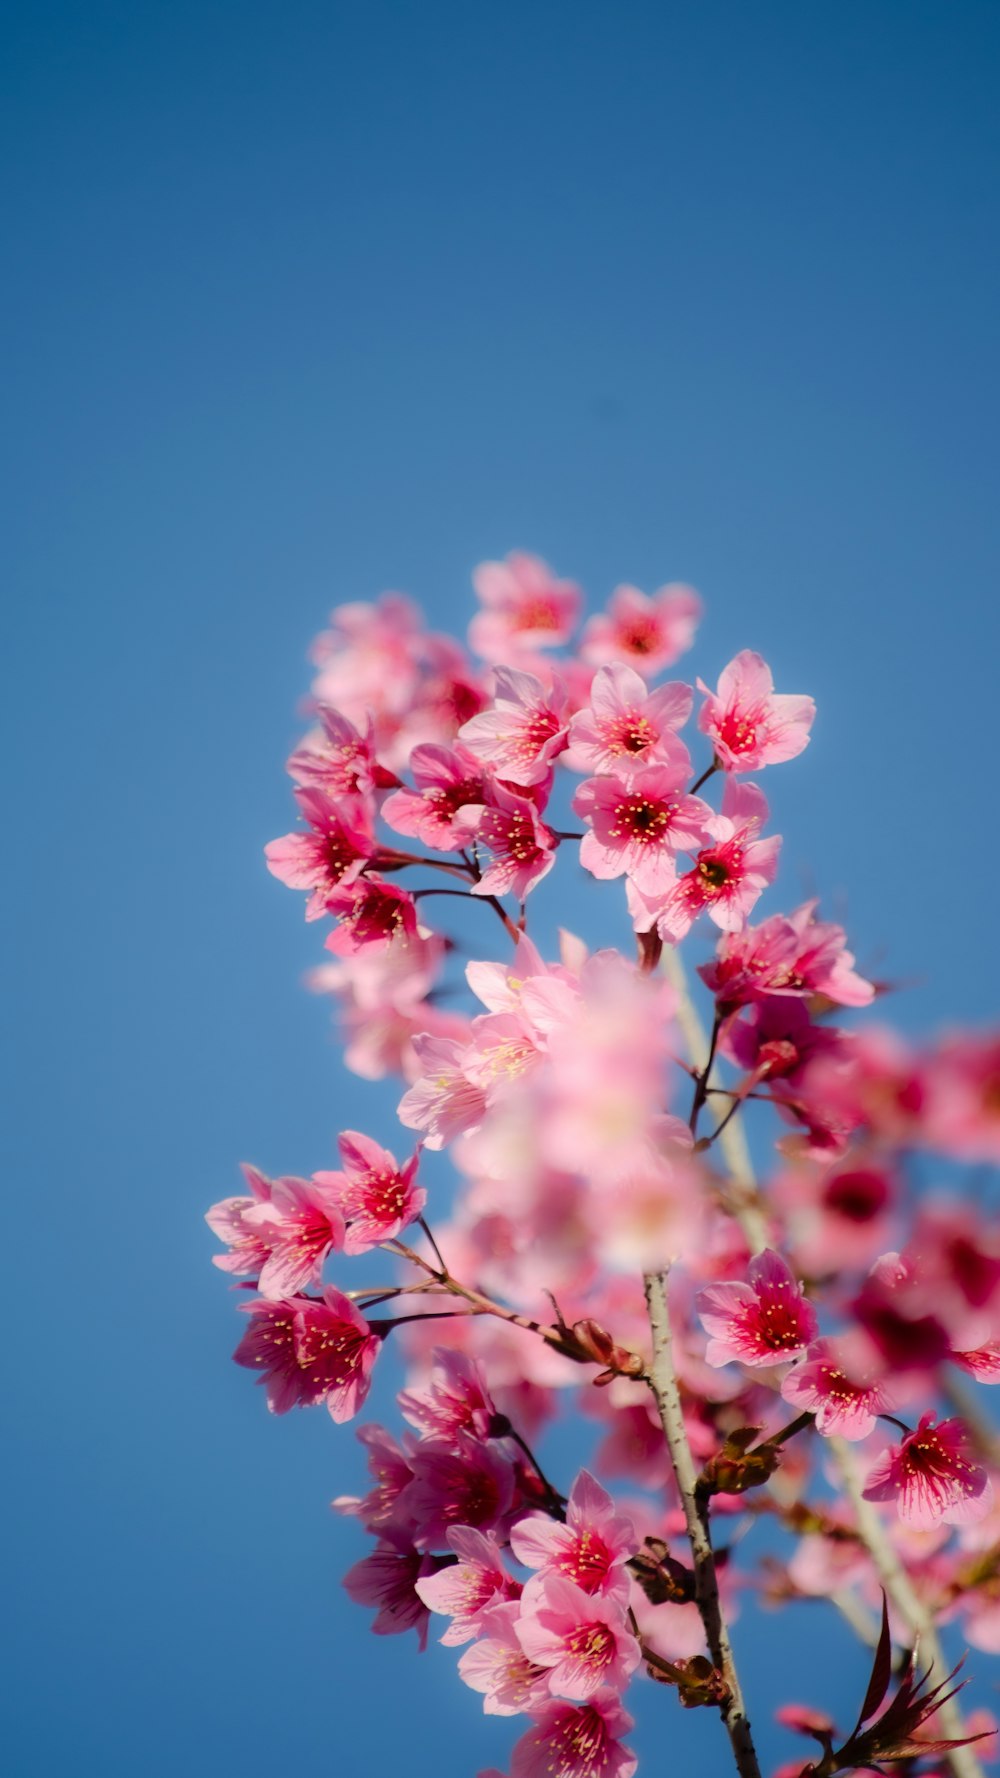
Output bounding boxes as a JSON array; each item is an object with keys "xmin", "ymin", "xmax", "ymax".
[
  {"xmin": 458, "ymin": 1603, "xmax": 553, "ymax": 1715},
  {"xmin": 264, "ymin": 786, "xmax": 373, "ymax": 919},
  {"xmin": 574, "ymin": 765, "xmax": 714, "ymax": 896},
  {"xmin": 381, "ymin": 742, "xmax": 487, "ymax": 850},
  {"xmin": 240, "ymin": 1172, "xmax": 346, "ymax": 1297},
  {"xmin": 509, "ymin": 1694, "xmax": 638, "ymax": 1778},
  {"xmin": 313, "ymin": 1130, "xmax": 424, "ymax": 1254},
  {"xmin": 581, "ymin": 582, "xmax": 701, "ymax": 672},
  {"xmin": 516, "ymin": 1575, "xmax": 641, "ymax": 1700},
  {"xmin": 697, "ymin": 649, "xmax": 815, "ymax": 772},
  {"xmin": 643, "ymin": 779, "xmax": 781, "ymax": 942},
  {"xmin": 509, "ymin": 1470, "xmax": 636, "ymax": 1596},
  {"xmin": 473, "ymin": 785, "xmax": 559, "ymax": 900},
  {"xmin": 697, "ymin": 1249, "xmax": 818, "ymax": 1369},
  {"xmin": 459, "ymin": 666, "xmax": 569, "ymax": 786},
  {"xmin": 214, "ymin": 552, "xmax": 1000, "ymax": 1778},
  {"xmin": 863, "ymin": 1414, "xmax": 993, "ymax": 1529},
  {"xmin": 780, "ymin": 1336, "xmax": 892, "ymax": 1439},
  {"xmin": 324, "ymin": 875, "xmax": 418, "ymax": 953},
  {"xmin": 564, "ymin": 665, "xmax": 693, "ymax": 777},
  {"xmin": 415, "ymin": 1527, "xmax": 520, "ymax": 1644},
  {"xmin": 470, "ymin": 552, "xmax": 582, "ymax": 661}
]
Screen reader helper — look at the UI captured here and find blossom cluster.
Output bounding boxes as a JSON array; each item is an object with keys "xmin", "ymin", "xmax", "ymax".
[{"xmin": 208, "ymin": 552, "xmax": 1000, "ymax": 1778}]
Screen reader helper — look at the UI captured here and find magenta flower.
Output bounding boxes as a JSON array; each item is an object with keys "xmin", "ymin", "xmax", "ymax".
[
  {"xmin": 697, "ymin": 649, "xmax": 815, "ymax": 772},
  {"xmin": 241, "ymin": 1172, "xmax": 346, "ymax": 1298},
  {"xmin": 458, "ymin": 1603, "xmax": 553, "ymax": 1716},
  {"xmin": 293, "ymin": 1288, "xmax": 383, "ymax": 1422},
  {"xmin": 233, "ymin": 1286, "xmax": 383, "ymax": 1421},
  {"xmin": 404, "ymin": 1432, "xmax": 517, "ymax": 1550},
  {"xmin": 469, "ymin": 552, "xmax": 582, "ymax": 661},
  {"xmin": 313, "ymin": 1129, "xmax": 424, "ymax": 1255},
  {"xmin": 862, "ymin": 1414, "xmax": 994, "ymax": 1530},
  {"xmin": 515, "ymin": 1575, "xmax": 641, "ymax": 1700},
  {"xmin": 416, "ymin": 1528, "xmax": 520, "ymax": 1646},
  {"xmin": 698, "ymin": 899, "xmax": 874, "ymax": 1011},
  {"xmin": 581, "ymin": 581, "xmax": 701, "ymax": 673},
  {"xmin": 343, "ymin": 1533, "xmax": 439, "ymax": 1648},
  {"xmin": 473, "ymin": 786, "xmax": 558, "ymax": 900},
  {"xmin": 324, "ymin": 876, "xmax": 418, "ymax": 954},
  {"xmin": 333, "ymin": 1422, "xmax": 417, "ymax": 1536},
  {"xmin": 952, "ymin": 1342, "xmax": 1000, "ymax": 1382},
  {"xmin": 509, "ymin": 1694, "xmax": 637, "ymax": 1778},
  {"xmin": 780, "ymin": 1337, "xmax": 891, "ymax": 1440},
  {"xmin": 721, "ymin": 996, "xmax": 847, "ymax": 1090},
  {"xmin": 697, "ymin": 1249, "xmax": 818, "ymax": 1369},
  {"xmin": 565, "ymin": 664, "xmax": 693, "ymax": 777},
  {"xmin": 574, "ymin": 764, "xmax": 714, "ymax": 896},
  {"xmin": 381, "ymin": 742, "xmax": 488, "ymax": 850},
  {"xmin": 509, "ymin": 1470, "xmax": 637, "ymax": 1597},
  {"xmin": 459, "ymin": 666, "xmax": 569, "ymax": 787},
  {"xmin": 264, "ymin": 787, "xmax": 373, "ymax": 920},
  {"xmin": 650, "ymin": 780, "xmax": 781, "ymax": 942},
  {"xmin": 232, "ymin": 1298, "xmax": 320, "ymax": 1414}
]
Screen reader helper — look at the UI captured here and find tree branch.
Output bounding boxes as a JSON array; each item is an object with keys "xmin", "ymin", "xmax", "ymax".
[{"xmin": 643, "ymin": 1267, "xmax": 762, "ymax": 1778}]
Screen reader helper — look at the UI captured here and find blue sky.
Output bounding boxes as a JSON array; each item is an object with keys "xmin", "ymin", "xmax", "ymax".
[{"xmin": 4, "ymin": 4, "xmax": 999, "ymax": 1774}]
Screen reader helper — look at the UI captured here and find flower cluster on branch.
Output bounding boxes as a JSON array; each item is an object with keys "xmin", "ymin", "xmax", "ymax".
[{"xmin": 208, "ymin": 552, "xmax": 1000, "ymax": 1778}]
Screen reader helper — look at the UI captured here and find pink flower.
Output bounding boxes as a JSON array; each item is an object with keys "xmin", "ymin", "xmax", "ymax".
[
  {"xmin": 862, "ymin": 1414, "xmax": 993, "ymax": 1529},
  {"xmin": 459, "ymin": 667, "xmax": 569, "ymax": 786},
  {"xmin": 573, "ymin": 765, "xmax": 714, "ymax": 895},
  {"xmin": 565, "ymin": 664, "xmax": 693, "ymax": 776},
  {"xmin": 473, "ymin": 786, "xmax": 558, "ymax": 900},
  {"xmin": 205, "ymin": 1162, "xmax": 280, "ymax": 1280},
  {"xmin": 515, "ymin": 1575, "xmax": 641, "ymax": 1700},
  {"xmin": 509, "ymin": 1471, "xmax": 636, "ymax": 1596},
  {"xmin": 381, "ymin": 743, "xmax": 488, "ymax": 851},
  {"xmin": 324, "ymin": 876, "xmax": 418, "ymax": 954},
  {"xmin": 397, "ymin": 1033, "xmax": 488, "ymax": 1148},
  {"xmin": 333, "ymin": 1423, "xmax": 417, "ymax": 1535},
  {"xmin": 581, "ymin": 582, "xmax": 701, "ymax": 673},
  {"xmin": 404, "ymin": 1432, "xmax": 517, "ymax": 1549},
  {"xmin": 241, "ymin": 1173, "xmax": 346, "ymax": 1298},
  {"xmin": 698, "ymin": 900, "xmax": 874, "ymax": 1011},
  {"xmin": 343, "ymin": 1534, "xmax": 439, "ymax": 1648},
  {"xmin": 952, "ymin": 1342, "xmax": 1000, "ymax": 1382},
  {"xmin": 780, "ymin": 1337, "xmax": 891, "ymax": 1439},
  {"xmin": 416, "ymin": 1528, "xmax": 520, "ymax": 1645},
  {"xmin": 313, "ymin": 1130, "xmax": 424, "ymax": 1254},
  {"xmin": 458, "ymin": 1603, "xmax": 553, "ymax": 1715},
  {"xmin": 509, "ymin": 1695, "xmax": 637, "ymax": 1778},
  {"xmin": 399, "ymin": 1349, "xmax": 498, "ymax": 1440},
  {"xmin": 697, "ymin": 649, "xmax": 815, "ymax": 771},
  {"xmin": 264, "ymin": 787, "xmax": 372, "ymax": 920},
  {"xmin": 469, "ymin": 552, "xmax": 582, "ymax": 661},
  {"xmin": 697, "ymin": 1249, "xmax": 818, "ymax": 1369},
  {"xmin": 286, "ymin": 707, "xmax": 397, "ymax": 799},
  {"xmin": 648, "ymin": 780, "xmax": 781, "ymax": 942}
]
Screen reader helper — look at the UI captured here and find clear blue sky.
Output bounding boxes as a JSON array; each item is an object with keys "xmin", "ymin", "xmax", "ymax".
[{"xmin": 4, "ymin": 4, "xmax": 999, "ymax": 1774}]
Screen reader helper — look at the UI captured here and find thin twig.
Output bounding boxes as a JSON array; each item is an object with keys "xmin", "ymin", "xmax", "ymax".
[{"xmin": 643, "ymin": 1268, "xmax": 762, "ymax": 1778}]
